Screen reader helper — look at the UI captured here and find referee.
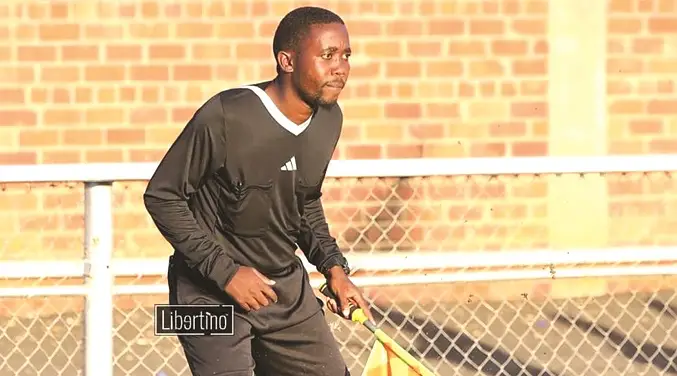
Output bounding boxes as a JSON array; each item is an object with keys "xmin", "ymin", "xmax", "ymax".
[{"xmin": 143, "ymin": 6, "xmax": 372, "ymax": 376}]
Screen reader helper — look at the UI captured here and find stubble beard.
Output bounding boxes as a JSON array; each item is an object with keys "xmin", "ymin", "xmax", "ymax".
[
  {"xmin": 293, "ymin": 77, "xmax": 338, "ymax": 111},
  {"xmin": 300, "ymin": 86, "xmax": 337, "ymax": 111}
]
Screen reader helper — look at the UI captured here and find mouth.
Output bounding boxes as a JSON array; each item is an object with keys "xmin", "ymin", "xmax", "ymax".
[{"xmin": 325, "ymin": 81, "xmax": 345, "ymax": 89}]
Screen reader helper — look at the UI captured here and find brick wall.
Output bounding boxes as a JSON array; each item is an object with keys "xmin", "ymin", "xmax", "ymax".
[{"xmin": 0, "ymin": 0, "xmax": 676, "ymax": 271}]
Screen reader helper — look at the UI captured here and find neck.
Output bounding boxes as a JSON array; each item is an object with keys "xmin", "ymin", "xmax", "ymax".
[{"xmin": 264, "ymin": 76, "xmax": 314, "ymax": 125}]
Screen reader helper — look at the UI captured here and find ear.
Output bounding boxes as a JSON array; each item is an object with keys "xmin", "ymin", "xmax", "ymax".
[{"xmin": 277, "ymin": 51, "xmax": 294, "ymax": 73}]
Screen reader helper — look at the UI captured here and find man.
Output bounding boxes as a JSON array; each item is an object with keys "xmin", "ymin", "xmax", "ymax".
[{"xmin": 143, "ymin": 6, "xmax": 373, "ymax": 376}]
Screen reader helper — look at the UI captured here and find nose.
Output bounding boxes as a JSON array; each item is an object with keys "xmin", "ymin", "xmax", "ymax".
[{"xmin": 332, "ymin": 58, "xmax": 349, "ymax": 78}]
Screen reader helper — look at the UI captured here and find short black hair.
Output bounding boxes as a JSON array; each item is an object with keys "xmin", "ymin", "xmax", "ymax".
[{"xmin": 272, "ymin": 6, "xmax": 345, "ymax": 72}]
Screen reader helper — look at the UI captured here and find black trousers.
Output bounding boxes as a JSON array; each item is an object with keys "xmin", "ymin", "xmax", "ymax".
[{"xmin": 167, "ymin": 255, "xmax": 350, "ymax": 376}]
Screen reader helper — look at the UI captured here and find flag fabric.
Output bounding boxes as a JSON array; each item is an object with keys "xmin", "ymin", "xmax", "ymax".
[{"xmin": 361, "ymin": 340, "xmax": 422, "ymax": 376}]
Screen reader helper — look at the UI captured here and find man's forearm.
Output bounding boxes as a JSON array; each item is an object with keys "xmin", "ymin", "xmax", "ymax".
[{"xmin": 297, "ymin": 196, "xmax": 346, "ymax": 275}]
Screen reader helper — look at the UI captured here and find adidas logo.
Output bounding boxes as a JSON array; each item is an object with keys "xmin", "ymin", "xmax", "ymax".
[{"xmin": 280, "ymin": 156, "xmax": 297, "ymax": 171}]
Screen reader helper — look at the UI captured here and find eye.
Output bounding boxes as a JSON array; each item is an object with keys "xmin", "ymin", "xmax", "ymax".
[
  {"xmin": 343, "ymin": 53, "xmax": 351, "ymax": 60},
  {"xmin": 321, "ymin": 53, "xmax": 332, "ymax": 60}
]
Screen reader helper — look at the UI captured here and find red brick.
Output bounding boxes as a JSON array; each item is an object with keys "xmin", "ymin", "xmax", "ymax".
[
  {"xmin": 62, "ymin": 46, "xmax": 98, "ymax": 61},
  {"xmin": 469, "ymin": 60, "xmax": 504, "ymax": 77},
  {"xmin": 428, "ymin": 19, "xmax": 464, "ymax": 35},
  {"xmin": 85, "ymin": 150, "xmax": 124, "ymax": 163},
  {"xmin": 38, "ymin": 24, "xmax": 79, "ymax": 41},
  {"xmin": 19, "ymin": 130, "xmax": 58, "ymax": 147},
  {"xmin": 106, "ymin": 129, "xmax": 146, "ymax": 145},
  {"xmin": 174, "ymin": 65, "xmax": 213, "ymax": 81},
  {"xmin": 141, "ymin": 2, "xmax": 161, "ymax": 17},
  {"xmin": 648, "ymin": 59, "xmax": 677, "ymax": 74},
  {"xmin": 62, "ymin": 130, "xmax": 103, "ymax": 146},
  {"xmin": 632, "ymin": 38, "xmax": 664, "ymax": 54},
  {"xmin": 50, "ymin": 3, "xmax": 68, "ymax": 19},
  {"xmin": 648, "ymin": 100, "xmax": 677, "ymax": 114},
  {"xmin": 512, "ymin": 19, "xmax": 546, "ymax": 35},
  {"xmin": 17, "ymin": 46, "xmax": 56, "ymax": 62},
  {"xmin": 469, "ymin": 20, "xmax": 505, "ymax": 34},
  {"xmin": 427, "ymin": 103, "xmax": 460, "ymax": 118},
  {"xmin": 345, "ymin": 21, "xmax": 382, "ymax": 36},
  {"xmin": 0, "ymin": 152, "xmax": 37, "ymax": 164},
  {"xmin": 130, "ymin": 107, "xmax": 168, "ymax": 125},
  {"xmin": 385, "ymin": 103, "xmax": 421, "ymax": 118},
  {"xmin": 511, "ymin": 102, "xmax": 548, "ymax": 117},
  {"xmin": 86, "ymin": 108, "xmax": 125, "ymax": 125},
  {"xmin": 385, "ymin": 62, "xmax": 420, "ymax": 77},
  {"xmin": 609, "ymin": 0, "xmax": 635, "ymax": 12},
  {"xmin": 629, "ymin": 119, "xmax": 663, "ymax": 134},
  {"xmin": 0, "ymin": 89, "xmax": 24, "ymax": 104},
  {"xmin": 129, "ymin": 23, "xmax": 170, "ymax": 39},
  {"xmin": 0, "ymin": 110, "xmax": 37, "ymax": 126},
  {"xmin": 406, "ymin": 42, "xmax": 441, "ymax": 56},
  {"xmin": 236, "ymin": 43, "xmax": 270, "ymax": 59},
  {"xmin": 649, "ymin": 139, "xmax": 677, "ymax": 153},
  {"xmin": 85, "ymin": 66, "xmax": 125, "ymax": 81},
  {"xmin": 610, "ymin": 100, "xmax": 646, "ymax": 115},
  {"xmin": 216, "ymin": 23, "xmax": 257, "ymax": 38},
  {"xmin": 448, "ymin": 41, "xmax": 485, "ymax": 56},
  {"xmin": 43, "ymin": 151, "xmax": 80, "ymax": 164},
  {"xmin": 608, "ymin": 19, "xmax": 642, "ymax": 34},
  {"xmin": 386, "ymin": 144, "xmax": 422, "ymax": 158},
  {"xmin": 192, "ymin": 43, "xmax": 232, "ymax": 60},
  {"xmin": 85, "ymin": 25, "xmax": 124, "ymax": 40},
  {"xmin": 408, "ymin": 124, "xmax": 445, "ymax": 140},
  {"xmin": 512, "ymin": 141, "xmax": 548, "ymax": 156},
  {"xmin": 471, "ymin": 142, "xmax": 506, "ymax": 157},
  {"xmin": 426, "ymin": 62, "xmax": 464, "ymax": 77},
  {"xmin": 172, "ymin": 107, "xmax": 196, "ymax": 123},
  {"xmin": 489, "ymin": 122, "xmax": 527, "ymax": 137},
  {"xmin": 44, "ymin": 109, "xmax": 81, "ymax": 125},
  {"xmin": 648, "ymin": 17, "xmax": 677, "ymax": 33},
  {"xmin": 42, "ymin": 67, "xmax": 80, "ymax": 82},
  {"xmin": 149, "ymin": 45, "xmax": 186, "ymax": 60},
  {"xmin": 129, "ymin": 149, "xmax": 167, "ymax": 162},
  {"xmin": 130, "ymin": 66, "xmax": 170, "ymax": 81},
  {"xmin": 492, "ymin": 40, "xmax": 528, "ymax": 56},
  {"xmin": 608, "ymin": 58, "xmax": 644, "ymax": 75},
  {"xmin": 513, "ymin": 59, "xmax": 547, "ymax": 75},
  {"xmin": 106, "ymin": 45, "xmax": 143, "ymax": 61},
  {"xmin": 345, "ymin": 145, "xmax": 382, "ymax": 159},
  {"xmin": 386, "ymin": 21, "xmax": 423, "ymax": 36},
  {"xmin": 176, "ymin": 23, "xmax": 213, "ymax": 38}
]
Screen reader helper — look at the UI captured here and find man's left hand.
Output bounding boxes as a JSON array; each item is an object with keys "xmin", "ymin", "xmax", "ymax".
[{"xmin": 324, "ymin": 266, "xmax": 374, "ymax": 322}]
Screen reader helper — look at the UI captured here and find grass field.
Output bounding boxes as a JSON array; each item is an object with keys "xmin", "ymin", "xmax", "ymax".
[{"xmin": 1, "ymin": 284, "xmax": 677, "ymax": 376}]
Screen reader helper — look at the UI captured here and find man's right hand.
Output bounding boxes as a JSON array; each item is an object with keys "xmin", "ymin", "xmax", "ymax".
[{"xmin": 224, "ymin": 266, "xmax": 278, "ymax": 312}]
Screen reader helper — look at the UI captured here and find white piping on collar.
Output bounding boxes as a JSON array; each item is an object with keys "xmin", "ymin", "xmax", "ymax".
[{"xmin": 238, "ymin": 85, "xmax": 313, "ymax": 136}]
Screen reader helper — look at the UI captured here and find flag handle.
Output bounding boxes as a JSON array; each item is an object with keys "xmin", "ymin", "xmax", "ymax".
[{"xmin": 319, "ymin": 283, "xmax": 438, "ymax": 376}]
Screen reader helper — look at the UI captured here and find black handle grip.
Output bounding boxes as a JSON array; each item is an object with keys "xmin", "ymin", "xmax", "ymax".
[
  {"xmin": 319, "ymin": 283, "xmax": 358, "ymax": 317},
  {"xmin": 319, "ymin": 283, "xmax": 337, "ymax": 300}
]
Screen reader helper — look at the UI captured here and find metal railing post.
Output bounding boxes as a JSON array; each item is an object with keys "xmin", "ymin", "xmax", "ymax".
[{"xmin": 84, "ymin": 182, "xmax": 114, "ymax": 376}]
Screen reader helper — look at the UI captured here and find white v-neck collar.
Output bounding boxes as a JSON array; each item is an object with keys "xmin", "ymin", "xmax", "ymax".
[{"xmin": 238, "ymin": 85, "xmax": 312, "ymax": 136}]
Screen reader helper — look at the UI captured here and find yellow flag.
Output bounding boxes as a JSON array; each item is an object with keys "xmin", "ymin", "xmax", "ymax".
[{"xmin": 361, "ymin": 340, "xmax": 422, "ymax": 376}]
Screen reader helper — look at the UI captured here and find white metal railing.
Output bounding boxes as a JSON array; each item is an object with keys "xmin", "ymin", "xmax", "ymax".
[{"xmin": 1, "ymin": 154, "xmax": 677, "ymax": 376}]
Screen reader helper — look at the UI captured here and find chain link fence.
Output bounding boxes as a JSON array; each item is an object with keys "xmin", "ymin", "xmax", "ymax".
[{"xmin": 1, "ymin": 169, "xmax": 677, "ymax": 375}]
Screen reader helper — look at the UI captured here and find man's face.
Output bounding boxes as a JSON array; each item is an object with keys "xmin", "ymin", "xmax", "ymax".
[{"xmin": 292, "ymin": 23, "xmax": 351, "ymax": 109}]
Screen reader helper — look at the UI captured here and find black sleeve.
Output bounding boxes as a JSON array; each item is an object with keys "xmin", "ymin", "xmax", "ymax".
[
  {"xmin": 143, "ymin": 95, "xmax": 239, "ymax": 291},
  {"xmin": 296, "ymin": 165, "xmax": 346, "ymax": 274}
]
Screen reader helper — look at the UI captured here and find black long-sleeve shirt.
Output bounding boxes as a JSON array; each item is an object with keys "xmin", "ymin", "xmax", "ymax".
[{"xmin": 143, "ymin": 82, "xmax": 345, "ymax": 291}]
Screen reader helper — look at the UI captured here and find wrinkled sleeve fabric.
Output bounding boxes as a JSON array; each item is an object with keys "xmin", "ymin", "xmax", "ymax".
[
  {"xmin": 143, "ymin": 95, "xmax": 239, "ymax": 291},
  {"xmin": 297, "ymin": 167, "xmax": 346, "ymax": 274}
]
